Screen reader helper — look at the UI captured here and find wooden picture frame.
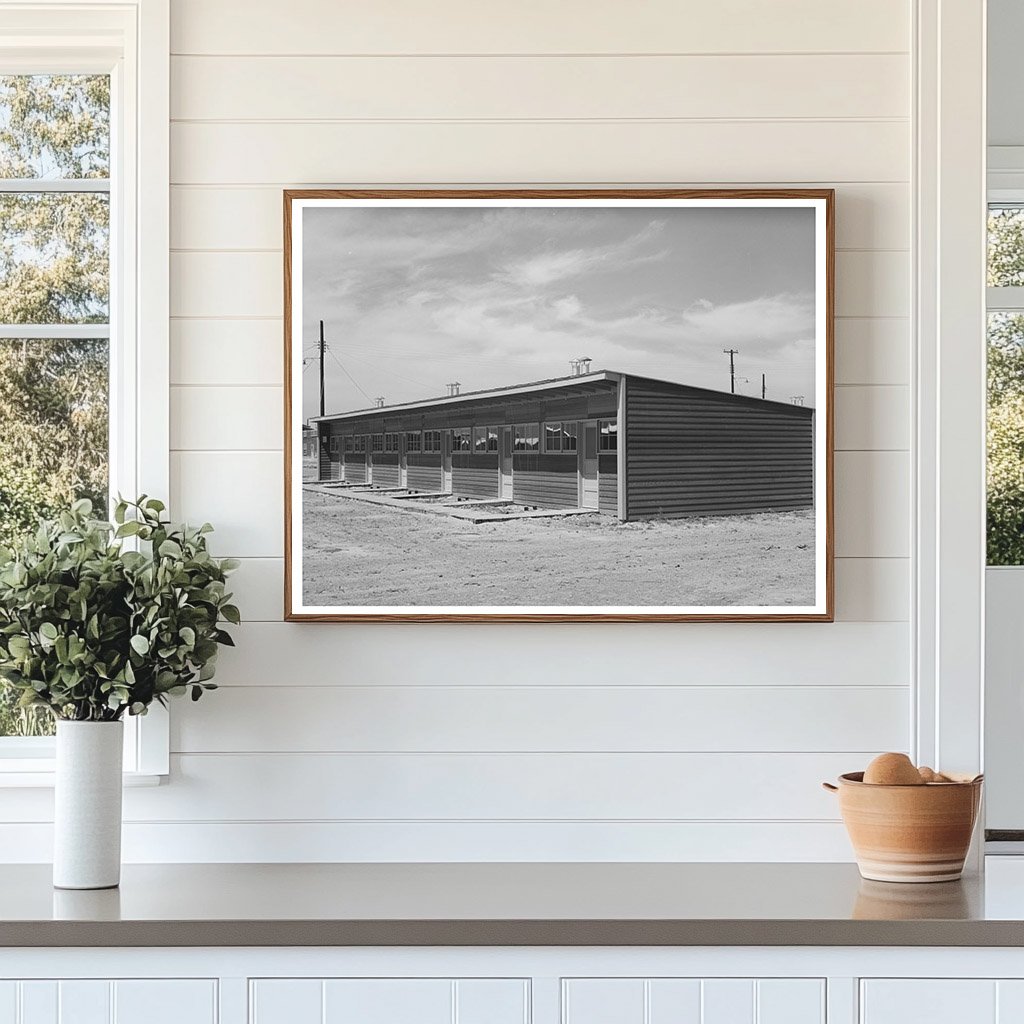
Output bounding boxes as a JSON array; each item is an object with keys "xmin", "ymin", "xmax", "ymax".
[{"xmin": 284, "ymin": 189, "xmax": 834, "ymax": 622}]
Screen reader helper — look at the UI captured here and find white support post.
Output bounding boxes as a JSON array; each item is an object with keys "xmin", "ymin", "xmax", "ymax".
[{"xmin": 914, "ymin": 0, "xmax": 987, "ymax": 786}]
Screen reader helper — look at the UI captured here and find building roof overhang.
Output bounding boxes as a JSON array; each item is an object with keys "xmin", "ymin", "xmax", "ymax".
[{"xmin": 309, "ymin": 370, "xmax": 622, "ymax": 423}]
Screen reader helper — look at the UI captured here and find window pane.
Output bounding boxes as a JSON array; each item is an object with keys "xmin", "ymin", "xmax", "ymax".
[
  {"xmin": 989, "ymin": 206, "xmax": 1024, "ymax": 288},
  {"xmin": 988, "ymin": 312, "xmax": 1024, "ymax": 565},
  {"xmin": 0, "ymin": 192, "xmax": 109, "ymax": 324},
  {"xmin": 563, "ymin": 421, "xmax": 578, "ymax": 452},
  {"xmin": 600, "ymin": 419, "xmax": 618, "ymax": 451},
  {"xmin": 0, "ymin": 75, "xmax": 110, "ymax": 179},
  {"xmin": 0, "ymin": 337, "xmax": 108, "ymax": 739},
  {"xmin": 545, "ymin": 423, "xmax": 561, "ymax": 452}
]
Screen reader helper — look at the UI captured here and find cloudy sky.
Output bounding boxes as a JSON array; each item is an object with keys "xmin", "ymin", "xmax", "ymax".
[{"xmin": 300, "ymin": 203, "xmax": 817, "ymax": 420}]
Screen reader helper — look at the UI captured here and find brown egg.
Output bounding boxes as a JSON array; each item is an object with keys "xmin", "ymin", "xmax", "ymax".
[{"xmin": 863, "ymin": 752, "xmax": 925, "ymax": 786}]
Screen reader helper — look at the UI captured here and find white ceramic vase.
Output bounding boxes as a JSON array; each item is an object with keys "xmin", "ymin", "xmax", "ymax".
[{"xmin": 53, "ymin": 720, "xmax": 124, "ymax": 890}]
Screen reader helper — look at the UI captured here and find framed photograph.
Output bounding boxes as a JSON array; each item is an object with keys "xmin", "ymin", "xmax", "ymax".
[{"xmin": 284, "ymin": 189, "xmax": 833, "ymax": 622}]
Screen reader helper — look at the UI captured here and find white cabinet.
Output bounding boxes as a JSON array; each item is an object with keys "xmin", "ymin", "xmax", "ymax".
[
  {"xmin": 0, "ymin": 980, "xmax": 216, "ymax": 1024},
  {"xmin": 249, "ymin": 978, "xmax": 529, "ymax": 1024},
  {"xmin": 861, "ymin": 980, "xmax": 1024, "ymax": 1024},
  {"xmin": 562, "ymin": 978, "xmax": 825, "ymax": 1024}
]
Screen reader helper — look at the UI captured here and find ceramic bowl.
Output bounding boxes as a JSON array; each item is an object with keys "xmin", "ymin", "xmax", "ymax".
[{"xmin": 823, "ymin": 772, "xmax": 983, "ymax": 883}]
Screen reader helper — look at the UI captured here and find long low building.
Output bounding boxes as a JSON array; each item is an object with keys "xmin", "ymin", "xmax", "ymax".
[{"xmin": 310, "ymin": 369, "xmax": 815, "ymax": 521}]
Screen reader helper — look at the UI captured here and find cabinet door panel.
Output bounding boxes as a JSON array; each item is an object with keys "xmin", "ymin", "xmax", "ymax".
[
  {"xmin": 323, "ymin": 980, "xmax": 451, "ymax": 1024},
  {"xmin": 998, "ymin": 980, "xmax": 1024, "ymax": 1022},
  {"xmin": 114, "ymin": 981, "xmax": 216, "ymax": 1024},
  {"xmin": 250, "ymin": 980, "xmax": 322, "ymax": 1024},
  {"xmin": 757, "ymin": 979, "xmax": 825, "ymax": 1024},
  {"xmin": 701, "ymin": 980, "xmax": 754, "ymax": 1024},
  {"xmin": 18, "ymin": 983, "xmax": 56, "ymax": 1024},
  {"xmin": 861, "ymin": 981, "xmax": 997, "ymax": 1024},
  {"xmin": 0, "ymin": 984, "xmax": 16, "ymax": 1024},
  {"xmin": 455, "ymin": 980, "xmax": 529, "ymax": 1024},
  {"xmin": 58, "ymin": 982, "xmax": 110, "ymax": 1024},
  {"xmin": 565, "ymin": 978, "xmax": 825, "ymax": 1024},
  {"xmin": 563, "ymin": 980, "xmax": 645, "ymax": 1024},
  {"xmin": 648, "ymin": 980, "xmax": 701, "ymax": 1024}
]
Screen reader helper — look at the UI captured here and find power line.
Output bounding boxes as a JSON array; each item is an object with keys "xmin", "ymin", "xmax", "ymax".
[
  {"xmin": 339, "ymin": 348, "xmax": 434, "ymax": 390},
  {"xmin": 325, "ymin": 345, "xmax": 372, "ymax": 403}
]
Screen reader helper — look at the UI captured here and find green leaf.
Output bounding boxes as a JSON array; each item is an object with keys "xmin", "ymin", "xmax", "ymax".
[
  {"xmin": 130, "ymin": 634, "xmax": 150, "ymax": 656},
  {"xmin": 220, "ymin": 604, "xmax": 241, "ymax": 625},
  {"xmin": 158, "ymin": 539, "xmax": 183, "ymax": 559},
  {"xmin": 8, "ymin": 635, "xmax": 30, "ymax": 657},
  {"xmin": 39, "ymin": 622, "xmax": 58, "ymax": 641}
]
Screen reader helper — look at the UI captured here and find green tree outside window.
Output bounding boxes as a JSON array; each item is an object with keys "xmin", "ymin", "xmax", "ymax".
[{"xmin": 0, "ymin": 75, "xmax": 110, "ymax": 736}]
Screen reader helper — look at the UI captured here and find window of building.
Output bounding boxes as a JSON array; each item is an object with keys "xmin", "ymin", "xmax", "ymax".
[
  {"xmin": 384, "ymin": 432, "xmax": 400, "ymax": 453},
  {"xmin": 514, "ymin": 423, "xmax": 540, "ymax": 452},
  {"xmin": 406, "ymin": 431, "xmax": 422, "ymax": 453},
  {"xmin": 424, "ymin": 429, "xmax": 442, "ymax": 453},
  {"xmin": 0, "ymin": 3, "xmax": 170, "ymax": 777},
  {"xmin": 544, "ymin": 421, "xmax": 578, "ymax": 454},
  {"xmin": 329, "ymin": 435, "xmax": 339, "ymax": 454},
  {"xmin": 371, "ymin": 434, "xmax": 384, "ymax": 453},
  {"xmin": 452, "ymin": 427, "xmax": 471, "ymax": 452},
  {"xmin": 343, "ymin": 436, "xmax": 352, "ymax": 453},
  {"xmin": 474, "ymin": 425, "xmax": 498, "ymax": 453},
  {"xmin": 599, "ymin": 419, "xmax": 618, "ymax": 452}
]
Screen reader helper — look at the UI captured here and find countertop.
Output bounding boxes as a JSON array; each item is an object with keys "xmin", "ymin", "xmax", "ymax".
[{"xmin": 7, "ymin": 861, "xmax": 1024, "ymax": 947}]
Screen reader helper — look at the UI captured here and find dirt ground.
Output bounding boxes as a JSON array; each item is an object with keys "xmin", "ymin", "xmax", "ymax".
[{"xmin": 301, "ymin": 489, "xmax": 815, "ymax": 608}]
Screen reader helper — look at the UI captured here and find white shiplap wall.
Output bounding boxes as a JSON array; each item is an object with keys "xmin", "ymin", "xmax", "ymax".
[{"xmin": 3, "ymin": 0, "xmax": 915, "ymax": 861}]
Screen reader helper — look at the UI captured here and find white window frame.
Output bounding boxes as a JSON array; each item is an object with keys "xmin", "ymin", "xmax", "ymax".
[
  {"xmin": 599, "ymin": 418, "xmax": 618, "ymax": 453},
  {"xmin": 544, "ymin": 420, "xmax": 578, "ymax": 455},
  {"xmin": 514, "ymin": 423, "xmax": 539, "ymax": 453},
  {"xmin": 0, "ymin": 0, "xmax": 170, "ymax": 785},
  {"xmin": 982, "ymin": 191, "xmax": 1024, "ymax": 836},
  {"xmin": 913, "ymin": 0, "xmax": 986, "ymax": 842}
]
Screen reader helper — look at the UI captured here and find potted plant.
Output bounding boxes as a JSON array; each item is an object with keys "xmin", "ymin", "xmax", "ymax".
[{"xmin": 0, "ymin": 497, "xmax": 239, "ymax": 889}]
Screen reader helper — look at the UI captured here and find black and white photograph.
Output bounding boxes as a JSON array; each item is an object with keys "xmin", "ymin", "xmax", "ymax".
[{"xmin": 285, "ymin": 191, "xmax": 833, "ymax": 621}]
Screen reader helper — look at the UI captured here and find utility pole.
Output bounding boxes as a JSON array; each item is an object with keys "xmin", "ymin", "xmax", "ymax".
[
  {"xmin": 723, "ymin": 349, "xmax": 738, "ymax": 394},
  {"xmin": 761, "ymin": 373, "xmax": 766, "ymax": 400},
  {"xmin": 319, "ymin": 319, "xmax": 326, "ymax": 417}
]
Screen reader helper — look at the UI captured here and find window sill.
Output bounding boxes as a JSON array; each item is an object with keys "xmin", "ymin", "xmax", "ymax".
[{"xmin": 0, "ymin": 769, "xmax": 164, "ymax": 789}]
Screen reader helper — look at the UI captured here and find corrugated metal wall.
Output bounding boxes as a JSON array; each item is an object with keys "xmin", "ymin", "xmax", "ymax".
[
  {"xmin": 344, "ymin": 455, "xmax": 366, "ymax": 484},
  {"xmin": 513, "ymin": 455, "xmax": 578, "ymax": 508},
  {"xmin": 452, "ymin": 459, "xmax": 499, "ymax": 498},
  {"xmin": 407, "ymin": 458, "xmax": 442, "ymax": 492},
  {"xmin": 318, "ymin": 434, "xmax": 331, "ymax": 481},
  {"xmin": 373, "ymin": 456, "xmax": 401, "ymax": 488},
  {"xmin": 625, "ymin": 378, "xmax": 814, "ymax": 519}
]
